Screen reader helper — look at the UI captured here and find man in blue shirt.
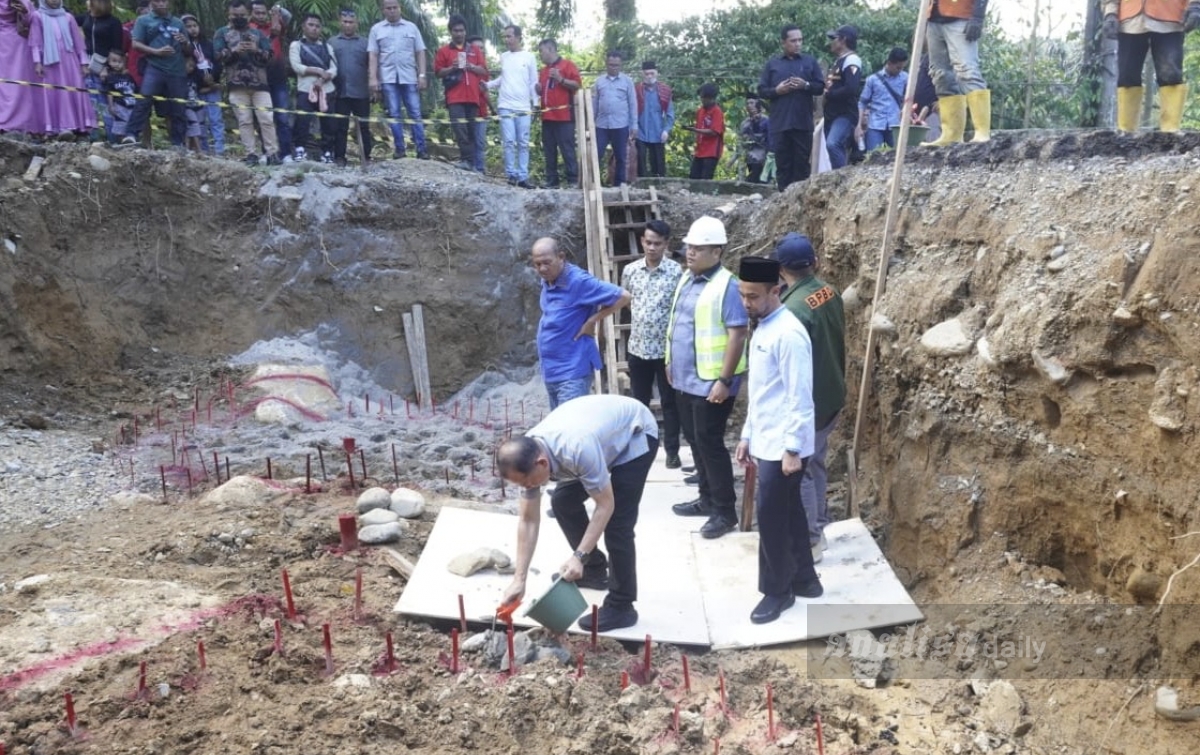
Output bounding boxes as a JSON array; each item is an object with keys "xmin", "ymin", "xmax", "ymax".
[
  {"xmin": 857, "ymin": 47, "xmax": 909, "ymax": 152},
  {"xmin": 531, "ymin": 237, "xmax": 631, "ymax": 409},
  {"xmin": 635, "ymin": 60, "xmax": 675, "ymax": 177},
  {"xmin": 593, "ymin": 51, "xmax": 638, "ymax": 186}
]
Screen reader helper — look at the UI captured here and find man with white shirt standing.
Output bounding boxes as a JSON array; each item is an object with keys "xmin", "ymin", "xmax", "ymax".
[
  {"xmin": 734, "ymin": 255, "xmax": 822, "ymax": 625},
  {"xmin": 487, "ymin": 24, "xmax": 539, "ymax": 188}
]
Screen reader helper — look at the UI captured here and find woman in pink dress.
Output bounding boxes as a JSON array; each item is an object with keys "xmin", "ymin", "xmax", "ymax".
[
  {"xmin": 0, "ymin": 0, "xmax": 42, "ymax": 134},
  {"xmin": 28, "ymin": 0, "xmax": 94, "ymax": 139}
]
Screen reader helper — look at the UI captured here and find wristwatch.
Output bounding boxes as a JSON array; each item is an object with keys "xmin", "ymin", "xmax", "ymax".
[
  {"xmin": 717, "ymin": 376, "xmax": 733, "ymax": 388},
  {"xmin": 572, "ymin": 549, "xmax": 590, "ymax": 561}
]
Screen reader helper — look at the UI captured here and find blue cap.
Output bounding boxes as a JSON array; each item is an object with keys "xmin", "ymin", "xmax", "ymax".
[{"xmin": 772, "ymin": 232, "xmax": 817, "ymax": 268}]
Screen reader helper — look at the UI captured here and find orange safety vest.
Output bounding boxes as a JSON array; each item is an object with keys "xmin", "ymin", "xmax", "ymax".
[
  {"xmin": 929, "ymin": 0, "xmax": 976, "ymax": 21},
  {"xmin": 1119, "ymin": 0, "xmax": 1187, "ymax": 23}
]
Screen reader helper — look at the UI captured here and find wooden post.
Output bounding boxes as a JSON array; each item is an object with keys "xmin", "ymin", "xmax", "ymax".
[
  {"xmin": 848, "ymin": 0, "xmax": 932, "ymax": 518},
  {"xmin": 740, "ymin": 462, "xmax": 757, "ymax": 533},
  {"xmin": 403, "ymin": 305, "xmax": 433, "ymax": 412}
]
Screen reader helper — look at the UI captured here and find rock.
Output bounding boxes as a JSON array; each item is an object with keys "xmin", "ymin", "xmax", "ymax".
[
  {"xmin": 201, "ymin": 475, "xmax": 287, "ymax": 507},
  {"xmin": 920, "ymin": 318, "xmax": 974, "ymax": 356},
  {"xmin": 18, "ymin": 413, "xmax": 48, "ymax": 430},
  {"xmin": 1031, "ymin": 350, "xmax": 1070, "ymax": 384},
  {"xmin": 1126, "ymin": 567, "xmax": 1163, "ymax": 602},
  {"xmin": 246, "ymin": 364, "xmax": 340, "ymax": 424},
  {"xmin": 870, "ymin": 313, "xmax": 896, "ymax": 336},
  {"xmin": 87, "ymin": 154, "xmax": 112, "ymax": 172},
  {"xmin": 841, "ymin": 629, "xmax": 895, "ymax": 689},
  {"xmin": 1149, "ymin": 365, "xmax": 1189, "ymax": 431},
  {"xmin": 1046, "ymin": 244, "xmax": 1066, "ymax": 260},
  {"xmin": 14, "ymin": 574, "xmax": 52, "ymax": 593},
  {"xmin": 1045, "ymin": 255, "xmax": 1068, "ymax": 272},
  {"xmin": 842, "ymin": 284, "xmax": 861, "ymax": 309},
  {"xmin": 973, "ymin": 731, "xmax": 993, "ymax": 752},
  {"xmin": 356, "ymin": 486, "xmax": 391, "ymax": 514},
  {"xmin": 1155, "ymin": 686, "xmax": 1200, "ymax": 721},
  {"xmin": 333, "ymin": 674, "xmax": 373, "ymax": 688},
  {"xmin": 978, "ymin": 680, "xmax": 1022, "ymax": 735},
  {"xmin": 1111, "ymin": 305, "xmax": 1140, "ymax": 327},
  {"xmin": 390, "ymin": 488, "xmax": 426, "ymax": 518},
  {"xmin": 447, "ymin": 547, "xmax": 513, "ymax": 577},
  {"xmin": 358, "ymin": 522, "xmax": 405, "ymax": 544},
  {"xmin": 977, "ymin": 336, "xmax": 997, "ymax": 368},
  {"xmin": 108, "ymin": 491, "xmax": 159, "ymax": 507},
  {"xmin": 1029, "ymin": 565, "xmax": 1066, "ymax": 585},
  {"xmin": 358, "ymin": 508, "xmax": 399, "ymax": 526}
]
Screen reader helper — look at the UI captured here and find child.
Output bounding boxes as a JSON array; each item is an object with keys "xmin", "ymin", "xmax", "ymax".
[
  {"xmin": 184, "ymin": 56, "xmax": 211, "ymax": 154},
  {"xmin": 103, "ymin": 50, "xmax": 139, "ymax": 145},
  {"xmin": 688, "ymin": 83, "xmax": 724, "ymax": 180}
]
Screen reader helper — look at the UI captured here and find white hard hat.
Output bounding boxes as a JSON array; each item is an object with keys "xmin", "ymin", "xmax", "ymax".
[{"xmin": 681, "ymin": 216, "xmax": 727, "ymax": 246}]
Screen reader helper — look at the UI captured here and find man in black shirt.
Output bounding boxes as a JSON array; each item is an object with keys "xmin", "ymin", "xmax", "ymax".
[
  {"xmin": 757, "ymin": 25, "xmax": 824, "ymax": 192},
  {"xmin": 822, "ymin": 25, "xmax": 862, "ymax": 170}
]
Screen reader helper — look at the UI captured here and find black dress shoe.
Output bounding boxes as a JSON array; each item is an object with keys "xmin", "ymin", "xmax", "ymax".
[
  {"xmin": 682, "ymin": 465, "xmax": 696, "ymax": 473},
  {"xmin": 700, "ymin": 515, "xmax": 737, "ymax": 539},
  {"xmin": 665, "ymin": 453, "xmax": 682, "ymax": 469},
  {"xmin": 578, "ymin": 605, "xmax": 638, "ymax": 632},
  {"xmin": 792, "ymin": 579, "xmax": 824, "ymax": 599},
  {"xmin": 683, "ymin": 473, "xmax": 699, "ymax": 485},
  {"xmin": 575, "ymin": 566, "xmax": 609, "ymax": 590},
  {"xmin": 672, "ymin": 499, "xmax": 711, "ymax": 517},
  {"xmin": 751, "ymin": 593, "xmax": 796, "ymax": 624}
]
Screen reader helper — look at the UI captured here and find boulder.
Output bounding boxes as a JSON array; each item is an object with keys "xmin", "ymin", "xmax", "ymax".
[
  {"xmin": 447, "ymin": 547, "xmax": 512, "ymax": 577},
  {"xmin": 390, "ymin": 488, "xmax": 426, "ymax": 518},
  {"xmin": 201, "ymin": 475, "xmax": 287, "ymax": 507},
  {"xmin": 359, "ymin": 508, "xmax": 399, "ymax": 526},
  {"xmin": 356, "ymin": 486, "xmax": 392, "ymax": 514},
  {"xmin": 359, "ymin": 521, "xmax": 406, "ymax": 544},
  {"xmin": 920, "ymin": 318, "xmax": 974, "ymax": 356},
  {"xmin": 977, "ymin": 680, "xmax": 1022, "ymax": 735}
]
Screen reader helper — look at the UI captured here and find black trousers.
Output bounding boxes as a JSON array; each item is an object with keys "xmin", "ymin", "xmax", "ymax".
[
  {"xmin": 627, "ymin": 354, "xmax": 680, "ymax": 456},
  {"xmin": 746, "ymin": 160, "xmax": 765, "ymax": 183},
  {"xmin": 448, "ymin": 101, "xmax": 478, "ymax": 163},
  {"xmin": 690, "ymin": 156, "xmax": 717, "ymax": 179},
  {"xmin": 542, "ymin": 119, "xmax": 578, "ymax": 187},
  {"xmin": 293, "ymin": 93, "xmax": 337, "ymax": 155},
  {"xmin": 676, "ymin": 391, "xmax": 736, "ymax": 520},
  {"xmin": 756, "ymin": 456, "xmax": 817, "ymax": 596},
  {"xmin": 1117, "ymin": 32, "xmax": 1184, "ymax": 88},
  {"xmin": 549, "ymin": 436, "xmax": 658, "ymax": 610},
  {"xmin": 773, "ymin": 128, "xmax": 813, "ymax": 192},
  {"xmin": 636, "ymin": 140, "xmax": 666, "ymax": 177},
  {"xmin": 332, "ymin": 96, "xmax": 373, "ymax": 161}
]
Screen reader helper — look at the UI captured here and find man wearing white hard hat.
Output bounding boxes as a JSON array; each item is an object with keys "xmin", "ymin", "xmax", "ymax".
[{"xmin": 664, "ymin": 216, "xmax": 749, "ymax": 540}]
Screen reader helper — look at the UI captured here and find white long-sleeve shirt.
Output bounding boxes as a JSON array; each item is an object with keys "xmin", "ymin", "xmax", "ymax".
[
  {"xmin": 740, "ymin": 305, "xmax": 815, "ymax": 460},
  {"xmin": 486, "ymin": 48, "xmax": 538, "ymax": 111}
]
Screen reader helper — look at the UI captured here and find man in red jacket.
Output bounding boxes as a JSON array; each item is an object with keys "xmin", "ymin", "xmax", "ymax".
[
  {"xmin": 435, "ymin": 14, "xmax": 489, "ymax": 170},
  {"xmin": 537, "ymin": 38, "xmax": 580, "ymax": 188}
]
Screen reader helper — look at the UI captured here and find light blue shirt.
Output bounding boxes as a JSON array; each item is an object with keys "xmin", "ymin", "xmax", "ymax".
[
  {"xmin": 666, "ymin": 263, "xmax": 749, "ymax": 398},
  {"xmin": 367, "ymin": 18, "xmax": 425, "ymax": 85},
  {"xmin": 859, "ymin": 68, "xmax": 909, "ymax": 131},
  {"xmin": 637, "ymin": 83, "xmax": 675, "ymax": 143},
  {"xmin": 526, "ymin": 395, "xmax": 658, "ymax": 493},
  {"xmin": 537, "ymin": 263, "xmax": 624, "ymax": 383},
  {"xmin": 740, "ymin": 305, "xmax": 814, "ymax": 460},
  {"xmin": 594, "ymin": 73, "xmax": 637, "ymax": 130}
]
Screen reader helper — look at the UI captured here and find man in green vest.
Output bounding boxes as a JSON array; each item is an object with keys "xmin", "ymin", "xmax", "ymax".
[
  {"xmin": 666, "ymin": 216, "xmax": 750, "ymax": 540},
  {"xmin": 775, "ymin": 233, "xmax": 845, "ymax": 563}
]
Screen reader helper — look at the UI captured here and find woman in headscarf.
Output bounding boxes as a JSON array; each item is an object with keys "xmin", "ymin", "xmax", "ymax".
[
  {"xmin": 0, "ymin": 0, "xmax": 41, "ymax": 134},
  {"xmin": 82, "ymin": 0, "xmax": 123, "ymax": 141},
  {"xmin": 182, "ymin": 13, "xmax": 225, "ymax": 155},
  {"xmin": 28, "ymin": 0, "xmax": 95, "ymax": 139}
]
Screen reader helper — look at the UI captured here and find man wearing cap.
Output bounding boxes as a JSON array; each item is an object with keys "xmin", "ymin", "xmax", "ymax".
[
  {"xmin": 823, "ymin": 25, "xmax": 863, "ymax": 170},
  {"xmin": 921, "ymin": 0, "xmax": 990, "ymax": 146},
  {"xmin": 775, "ymin": 233, "xmax": 845, "ymax": 565},
  {"xmin": 757, "ymin": 24, "xmax": 825, "ymax": 191},
  {"xmin": 857, "ymin": 47, "xmax": 909, "ymax": 153},
  {"xmin": 531, "ymin": 237, "xmax": 632, "ymax": 410},
  {"xmin": 667, "ymin": 216, "xmax": 750, "ymax": 540},
  {"xmin": 635, "ymin": 60, "xmax": 675, "ymax": 178},
  {"xmin": 735, "ymin": 256, "xmax": 822, "ymax": 624},
  {"xmin": 497, "ymin": 394, "xmax": 659, "ymax": 633}
]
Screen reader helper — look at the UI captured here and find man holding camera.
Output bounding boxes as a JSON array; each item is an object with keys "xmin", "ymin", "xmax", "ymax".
[
  {"xmin": 126, "ymin": 0, "xmax": 191, "ymax": 146},
  {"xmin": 435, "ymin": 14, "xmax": 488, "ymax": 170}
]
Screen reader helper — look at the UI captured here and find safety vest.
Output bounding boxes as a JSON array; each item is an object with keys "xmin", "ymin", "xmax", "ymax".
[
  {"xmin": 929, "ymin": 0, "xmax": 976, "ymax": 21},
  {"xmin": 665, "ymin": 266, "xmax": 748, "ymax": 380},
  {"xmin": 1119, "ymin": 0, "xmax": 1187, "ymax": 23}
]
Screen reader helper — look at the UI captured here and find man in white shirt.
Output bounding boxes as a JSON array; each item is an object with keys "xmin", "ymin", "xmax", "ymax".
[
  {"xmin": 734, "ymin": 255, "xmax": 822, "ymax": 625},
  {"xmin": 367, "ymin": 0, "xmax": 428, "ymax": 160},
  {"xmin": 486, "ymin": 24, "xmax": 538, "ymax": 188}
]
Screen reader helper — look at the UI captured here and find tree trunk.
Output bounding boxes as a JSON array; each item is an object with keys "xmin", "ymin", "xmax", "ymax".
[
  {"xmin": 603, "ymin": 0, "xmax": 638, "ymax": 60},
  {"xmin": 1081, "ymin": 0, "xmax": 1117, "ymax": 127}
]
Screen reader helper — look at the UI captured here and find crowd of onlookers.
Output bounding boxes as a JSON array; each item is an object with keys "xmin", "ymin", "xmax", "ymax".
[{"xmin": 0, "ymin": 0, "xmax": 937, "ymax": 188}]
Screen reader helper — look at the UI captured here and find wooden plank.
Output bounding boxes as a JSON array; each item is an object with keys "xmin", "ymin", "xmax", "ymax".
[
  {"xmin": 740, "ymin": 462, "xmax": 757, "ymax": 532},
  {"xmin": 402, "ymin": 312, "xmax": 421, "ymax": 407},
  {"xmin": 404, "ymin": 305, "xmax": 432, "ymax": 412},
  {"xmin": 602, "ymin": 199, "xmax": 661, "ymax": 208},
  {"xmin": 380, "ymin": 547, "xmax": 416, "ymax": 579}
]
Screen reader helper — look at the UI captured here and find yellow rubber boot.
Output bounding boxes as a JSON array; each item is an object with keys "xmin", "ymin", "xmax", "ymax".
[
  {"xmin": 921, "ymin": 94, "xmax": 966, "ymax": 146},
  {"xmin": 966, "ymin": 89, "xmax": 992, "ymax": 142},
  {"xmin": 1159, "ymin": 84, "xmax": 1187, "ymax": 132},
  {"xmin": 1116, "ymin": 86, "xmax": 1143, "ymax": 133}
]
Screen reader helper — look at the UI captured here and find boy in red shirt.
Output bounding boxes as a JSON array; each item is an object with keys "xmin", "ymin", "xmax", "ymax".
[
  {"xmin": 688, "ymin": 83, "xmax": 724, "ymax": 180},
  {"xmin": 537, "ymin": 38, "xmax": 581, "ymax": 188}
]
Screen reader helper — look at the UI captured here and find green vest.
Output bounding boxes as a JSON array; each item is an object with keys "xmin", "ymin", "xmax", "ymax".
[
  {"xmin": 666, "ymin": 266, "xmax": 749, "ymax": 380},
  {"xmin": 781, "ymin": 275, "xmax": 846, "ymax": 426}
]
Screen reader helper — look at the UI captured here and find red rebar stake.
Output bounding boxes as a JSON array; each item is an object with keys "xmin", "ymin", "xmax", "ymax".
[
  {"xmin": 185, "ymin": 466, "xmax": 193, "ymax": 494},
  {"xmin": 453, "ymin": 400, "xmax": 458, "ymax": 419},
  {"xmin": 450, "ymin": 627, "xmax": 460, "ymax": 673},
  {"xmin": 391, "ymin": 444, "xmax": 399, "ymax": 485},
  {"xmin": 305, "ymin": 454, "xmax": 312, "ymax": 493},
  {"xmin": 266, "ymin": 457, "xmax": 273, "ymax": 480},
  {"xmin": 521, "ymin": 399, "xmax": 525, "ymax": 425},
  {"xmin": 346, "ymin": 451, "xmax": 356, "ymax": 488},
  {"xmin": 504, "ymin": 398, "xmax": 509, "ymax": 427},
  {"xmin": 197, "ymin": 640, "xmax": 207, "ymax": 670},
  {"xmin": 620, "ymin": 671, "xmax": 630, "ymax": 690},
  {"xmin": 682, "ymin": 654, "xmax": 691, "ymax": 693},
  {"xmin": 713, "ymin": 737, "xmax": 720, "ymax": 755},
  {"xmin": 672, "ymin": 702, "xmax": 680, "ymax": 736},
  {"xmin": 353, "ymin": 568, "xmax": 363, "ymax": 621},
  {"xmin": 273, "ymin": 619, "xmax": 283, "ymax": 656},
  {"xmin": 719, "ymin": 669, "xmax": 728, "ymax": 714},
  {"xmin": 506, "ymin": 626, "xmax": 516, "ymax": 676},
  {"xmin": 137, "ymin": 660, "xmax": 147, "ymax": 699},
  {"xmin": 133, "ymin": 414, "xmax": 139, "ymax": 445},
  {"xmin": 213, "ymin": 452, "xmax": 221, "ymax": 484},
  {"xmin": 643, "ymin": 634, "xmax": 652, "ymax": 675},
  {"xmin": 468, "ymin": 396, "xmax": 474, "ymax": 422},
  {"xmin": 405, "ymin": 398, "xmax": 411, "ymax": 419},
  {"xmin": 359, "ymin": 449, "xmax": 367, "ymax": 481},
  {"xmin": 576, "ymin": 652, "xmax": 584, "ymax": 679},
  {"xmin": 194, "ymin": 386, "xmax": 200, "ymax": 413},
  {"xmin": 1, "ymin": 739, "xmax": 6, "ymax": 755},
  {"xmin": 281, "ymin": 569, "xmax": 297, "ymax": 619},
  {"xmin": 160, "ymin": 465, "xmax": 168, "ymax": 502},
  {"xmin": 815, "ymin": 711, "xmax": 825, "ymax": 755},
  {"xmin": 767, "ymin": 683, "xmax": 775, "ymax": 740},
  {"xmin": 590, "ymin": 604, "xmax": 599, "ymax": 650},
  {"xmin": 457, "ymin": 594, "xmax": 467, "ymax": 633},
  {"xmin": 224, "ymin": 456, "xmax": 230, "ymax": 481},
  {"xmin": 385, "ymin": 632, "xmax": 396, "ymax": 672},
  {"xmin": 317, "ymin": 447, "xmax": 326, "ymax": 481},
  {"xmin": 364, "ymin": 393, "xmax": 369, "ymax": 413},
  {"xmin": 389, "ymin": 395, "xmax": 395, "ymax": 415},
  {"xmin": 156, "ymin": 405, "xmax": 161, "ymax": 430},
  {"xmin": 64, "ymin": 691, "xmax": 77, "ymax": 735},
  {"xmin": 323, "ymin": 623, "xmax": 334, "ymax": 675},
  {"xmin": 444, "ymin": 467, "xmax": 450, "ymax": 484}
]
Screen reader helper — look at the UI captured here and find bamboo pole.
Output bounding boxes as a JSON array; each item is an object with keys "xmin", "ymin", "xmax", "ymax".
[{"xmin": 847, "ymin": 0, "xmax": 933, "ymax": 517}]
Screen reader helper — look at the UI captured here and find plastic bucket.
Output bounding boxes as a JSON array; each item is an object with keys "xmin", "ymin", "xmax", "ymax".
[
  {"xmin": 524, "ymin": 575, "xmax": 588, "ymax": 633},
  {"xmin": 891, "ymin": 124, "xmax": 930, "ymax": 147}
]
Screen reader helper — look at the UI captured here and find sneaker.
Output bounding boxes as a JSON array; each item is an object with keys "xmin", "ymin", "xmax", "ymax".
[
  {"xmin": 665, "ymin": 453, "xmax": 682, "ymax": 469},
  {"xmin": 516, "ymin": 179, "xmax": 535, "ymax": 189},
  {"xmin": 321, "ymin": 152, "xmax": 333, "ymax": 164},
  {"xmin": 577, "ymin": 605, "xmax": 638, "ymax": 632},
  {"xmin": 292, "ymin": 147, "xmax": 306, "ymax": 161},
  {"xmin": 392, "ymin": 150, "xmax": 406, "ymax": 160},
  {"xmin": 700, "ymin": 515, "xmax": 738, "ymax": 539},
  {"xmin": 116, "ymin": 136, "xmax": 138, "ymax": 149},
  {"xmin": 416, "ymin": 151, "xmax": 430, "ymax": 160},
  {"xmin": 265, "ymin": 154, "xmax": 282, "ymax": 166},
  {"xmin": 242, "ymin": 153, "xmax": 260, "ymax": 166},
  {"xmin": 454, "ymin": 160, "xmax": 474, "ymax": 171}
]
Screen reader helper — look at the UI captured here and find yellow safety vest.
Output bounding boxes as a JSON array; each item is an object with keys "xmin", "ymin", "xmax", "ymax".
[{"xmin": 665, "ymin": 266, "xmax": 748, "ymax": 380}]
